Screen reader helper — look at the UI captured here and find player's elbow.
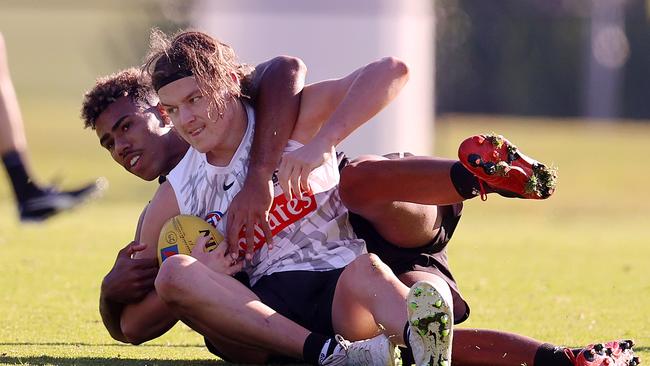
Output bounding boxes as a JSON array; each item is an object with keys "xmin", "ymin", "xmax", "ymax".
[
  {"xmin": 379, "ymin": 56, "xmax": 410, "ymax": 82},
  {"xmin": 120, "ymin": 319, "xmax": 148, "ymax": 345},
  {"xmin": 272, "ymin": 55, "xmax": 307, "ymax": 83}
]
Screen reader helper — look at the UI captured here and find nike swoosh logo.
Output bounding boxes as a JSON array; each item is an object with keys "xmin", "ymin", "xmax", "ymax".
[{"xmin": 223, "ymin": 180, "xmax": 234, "ymax": 191}]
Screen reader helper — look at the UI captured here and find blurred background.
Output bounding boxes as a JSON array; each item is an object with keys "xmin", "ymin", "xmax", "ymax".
[
  {"xmin": 2, "ymin": 2, "xmax": 650, "ymax": 108},
  {"xmin": 2, "ymin": 0, "xmax": 650, "ymax": 152},
  {"xmin": 2, "ymin": 0, "xmax": 650, "ymax": 153},
  {"xmin": 0, "ymin": 0, "xmax": 648, "ymax": 364}
]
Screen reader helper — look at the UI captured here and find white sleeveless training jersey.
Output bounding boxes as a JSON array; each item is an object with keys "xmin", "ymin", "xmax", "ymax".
[{"xmin": 166, "ymin": 102, "xmax": 365, "ymax": 285}]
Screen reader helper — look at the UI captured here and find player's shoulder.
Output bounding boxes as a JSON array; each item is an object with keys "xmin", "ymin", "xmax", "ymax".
[
  {"xmin": 151, "ymin": 181, "xmax": 176, "ymax": 203},
  {"xmin": 145, "ymin": 182, "xmax": 180, "ymax": 220},
  {"xmin": 138, "ymin": 182, "xmax": 181, "ymax": 259}
]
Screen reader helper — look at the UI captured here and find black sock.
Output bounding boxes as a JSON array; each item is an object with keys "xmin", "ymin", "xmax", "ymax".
[
  {"xmin": 450, "ymin": 162, "xmax": 483, "ymax": 199},
  {"xmin": 401, "ymin": 322, "xmax": 415, "ymax": 365},
  {"xmin": 533, "ymin": 343, "xmax": 579, "ymax": 366},
  {"xmin": 303, "ymin": 332, "xmax": 335, "ymax": 365},
  {"xmin": 2, "ymin": 150, "xmax": 41, "ymax": 203}
]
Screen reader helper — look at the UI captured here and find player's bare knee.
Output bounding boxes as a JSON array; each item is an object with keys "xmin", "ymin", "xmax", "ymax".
[
  {"xmin": 348, "ymin": 253, "xmax": 392, "ymax": 279},
  {"xmin": 366, "ymin": 253, "xmax": 390, "ymax": 273},
  {"xmin": 155, "ymin": 254, "xmax": 194, "ymax": 304},
  {"xmin": 338, "ymin": 254, "xmax": 397, "ymax": 302}
]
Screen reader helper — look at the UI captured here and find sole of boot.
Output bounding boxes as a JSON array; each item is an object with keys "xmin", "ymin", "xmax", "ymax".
[{"xmin": 407, "ymin": 281, "xmax": 453, "ymax": 366}]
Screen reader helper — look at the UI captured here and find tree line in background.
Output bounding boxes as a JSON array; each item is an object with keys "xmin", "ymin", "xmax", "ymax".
[{"xmin": 435, "ymin": 0, "xmax": 650, "ymax": 120}]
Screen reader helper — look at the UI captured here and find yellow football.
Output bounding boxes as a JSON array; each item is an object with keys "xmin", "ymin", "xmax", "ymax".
[{"xmin": 157, "ymin": 214, "xmax": 224, "ymax": 265}]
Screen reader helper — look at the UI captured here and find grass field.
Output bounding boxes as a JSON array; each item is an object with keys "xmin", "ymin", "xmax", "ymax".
[{"xmin": 1, "ymin": 103, "xmax": 649, "ymax": 365}]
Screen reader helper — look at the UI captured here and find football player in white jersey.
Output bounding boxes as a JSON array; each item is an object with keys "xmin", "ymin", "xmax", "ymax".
[
  {"xmin": 83, "ymin": 32, "xmax": 635, "ymax": 366},
  {"xmin": 133, "ymin": 29, "xmax": 454, "ymax": 365}
]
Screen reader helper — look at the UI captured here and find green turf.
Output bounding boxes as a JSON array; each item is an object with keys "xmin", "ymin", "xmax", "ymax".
[{"xmin": 1, "ymin": 109, "xmax": 648, "ymax": 365}]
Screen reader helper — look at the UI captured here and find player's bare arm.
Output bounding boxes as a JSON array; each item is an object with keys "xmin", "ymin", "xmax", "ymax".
[
  {"xmin": 118, "ymin": 182, "xmax": 181, "ymax": 344},
  {"xmin": 226, "ymin": 56, "xmax": 306, "ymax": 260},
  {"xmin": 99, "ymin": 240, "xmax": 157, "ymax": 342},
  {"xmin": 278, "ymin": 56, "xmax": 409, "ymax": 197},
  {"xmin": 99, "ymin": 204, "xmax": 158, "ymax": 342}
]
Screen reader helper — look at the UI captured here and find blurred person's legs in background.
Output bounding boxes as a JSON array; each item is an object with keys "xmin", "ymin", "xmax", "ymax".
[{"xmin": 0, "ymin": 33, "xmax": 102, "ymax": 222}]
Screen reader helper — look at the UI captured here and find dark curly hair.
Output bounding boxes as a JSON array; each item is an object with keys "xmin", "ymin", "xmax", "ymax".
[
  {"xmin": 143, "ymin": 29, "xmax": 253, "ymax": 115},
  {"xmin": 81, "ymin": 68, "xmax": 158, "ymax": 129}
]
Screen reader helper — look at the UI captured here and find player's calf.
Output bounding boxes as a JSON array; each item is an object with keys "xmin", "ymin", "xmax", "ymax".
[{"xmin": 155, "ymin": 254, "xmax": 197, "ymax": 305}]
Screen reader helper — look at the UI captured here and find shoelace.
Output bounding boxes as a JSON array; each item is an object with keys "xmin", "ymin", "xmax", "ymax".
[
  {"xmin": 334, "ymin": 334, "xmax": 349, "ymax": 351},
  {"xmin": 342, "ymin": 337, "xmax": 378, "ymax": 364},
  {"xmin": 564, "ymin": 348, "xmax": 578, "ymax": 365},
  {"xmin": 319, "ymin": 335, "xmax": 348, "ymax": 366},
  {"xmin": 477, "ymin": 178, "xmax": 488, "ymax": 201}
]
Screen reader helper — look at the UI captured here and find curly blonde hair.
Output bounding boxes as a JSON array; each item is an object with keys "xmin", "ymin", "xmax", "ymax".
[
  {"xmin": 143, "ymin": 29, "xmax": 253, "ymax": 115},
  {"xmin": 81, "ymin": 68, "xmax": 158, "ymax": 129}
]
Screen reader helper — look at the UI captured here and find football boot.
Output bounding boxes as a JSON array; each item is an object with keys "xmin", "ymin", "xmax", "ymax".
[
  {"xmin": 565, "ymin": 340, "xmax": 639, "ymax": 366},
  {"xmin": 458, "ymin": 133, "xmax": 557, "ymax": 199}
]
